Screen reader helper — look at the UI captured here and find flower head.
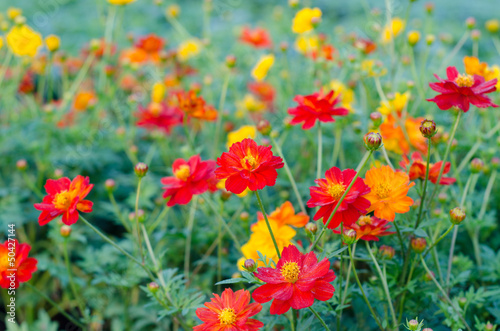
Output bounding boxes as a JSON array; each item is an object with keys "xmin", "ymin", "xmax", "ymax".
[
  {"xmin": 288, "ymin": 90, "xmax": 349, "ymax": 130},
  {"xmin": 381, "ymin": 18, "xmax": 405, "ymax": 44},
  {"xmin": 240, "ymin": 26, "xmax": 272, "ymax": 49},
  {"xmin": 194, "ymin": 288, "xmax": 263, "ymax": 331},
  {"xmin": 34, "ymin": 176, "xmax": 94, "ymax": 226},
  {"xmin": 6, "ymin": 24, "xmax": 43, "ymax": 57},
  {"xmin": 400, "ymin": 152, "xmax": 456, "ymax": 185},
  {"xmin": 135, "ymin": 102, "xmax": 183, "ymax": 134},
  {"xmin": 135, "ymin": 34, "xmax": 165, "ymax": 54},
  {"xmin": 215, "ymin": 138, "xmax": 284, "ymax": 194},
  {"xmin": 427, "ymin": 66, "xmax": 498, "ymax": 112},
  {"xmin": 108, "ymin": 0, "xmax": 135, "ymax": 5},
  {"xmin": 364, "ymin": 166, "xmax": 415, "ymax": 221},
  {"xmin": 379, "ymin": 114, "xmax": 427, "ymax": 155},
  {"xmin": 0, "ymin": 240, "xmax": 37, "ymax": 289},
  {"xmin": 307, "ymin": 167, "xmax": 371, "ymax": 229},
  {"xmin": 292, "ymin": 8, "xmax": 322, "ymax": 33},
  {"xmin": 177, "ymin": 39, "xmax": 201, "ymax": 61},
  {"xmin": 161, "ymin": 155, "xmax": 216, "ymax": 206},
  {"xmin": 227, "ymin": 125, "xmax": 256, "ymax": 149},
  {"xmin": 333, "ymin": 215, "xmax": 394, "ymax": 241},
  {"xmin": 258, "ymin": 201, "xmax": 309, "ymax": 228},
  {"xmin": 252, "ymin": 245, "xmax": 335, "ymax": 314},
  {"xmin": 251, "ymin": 54, "xmax": 275, "ymax": 82},
  {"xmin": 176, "ymin": 90, "xmax": 217, "ymax": 121}
]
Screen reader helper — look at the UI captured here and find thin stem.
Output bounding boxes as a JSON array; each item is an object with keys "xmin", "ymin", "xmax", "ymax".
[
  {"xmin": 366, "ymin": 241, "xmax": 397, "ymax": 330},
  {"xmin": 420, "ymin": 256, "xmax": 471, "ymax": 331},
  {"xmin": 135, "ymin": 178, "xmax": 145, "ymax": 264},
  {"xmin": 98, "ymin": 4, "xmax": 117, "ymax": 91},
  {"xmin": 337, "ymin": 224, "xmax": 344, "ymax": 330},
  {"xmin": 348, "ymin": 245, "xmax": 384, "ymax": 331},
  {"xmin": 63, "ymin": 239, "xmax": 86, "ymax": 320},
  {"xmin": 397, "ymin": 258, "xmax": 416, "ymax": 323},
  {"xmin": 184, "ymin": 197, "xmax": 198, "ymax": 279},
  {"xmin": 415, "ymin": 138, "xmax": 432, "ymax": 229},
  {"xmin": 424, "ymin": 225, "xmax": 455, "ymax": 257},
  {"xmin": 204, "ymin": 195, "xmax": 242, "ymax": 251},
  {"xmin": 59, "ymin": 53, "xmax": 95, "ymax": 111},
  {"xmin": 310, "ymin": 151, "xmax": 373, "ymax": 251},
  {"xmin": 316, "ymin": 122, "xmax": 323, "ymax": 180},
  {"xmin": 438, "ymin": 32, "xmax": 469, "ymax": 73},
  {"xmin": 213, "ymin": 70, "xmax": 230, "ymax": 158},
  {"xmin": 308, "ymin": 306, "xmax": 331, "ymax": 331},
  {"xmin": 255, "ymin": 190, "xmax": 281, "ymax": 258},
  {"xmin": 0, "ymin": 50, "xmax": 13, "ymax": 88},
  {"xmin": 381, "ymin": 146, "xmax": 395, "ymax": 170}
]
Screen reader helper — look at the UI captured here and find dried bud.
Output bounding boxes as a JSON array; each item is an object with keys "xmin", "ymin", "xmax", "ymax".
[
  {"xmin": 419, "ymin": 119, "xmax": 437, "ymax": 138},
  {"xmin": 486, "ymin": 19, "xmax": 500, "ymax": 33},
  {"xmin": 16, "ymin": 159, "xmax": 27, "ymax": 171},
  {"xmin": 465, "ymin": 17, "xmax": 476, "ymax": 29},
  {"xmin": 225, "ymin": 54, "xmax": 236, "ymax": 68},
  {"xmin": 411, "ymin": 237, "xmax": 427, "ymax": 254},
  {"xmin": 148, "ymin": 282, "xmax": 159, "ymax": 293},
  {"xmin": 379, "ymin": 245, "xmax": 395, "ymax": 260},
  {"xmin": 449, "ymin": 207, "xmax": 466, "ymax": 225},
  {"xmin": 407, "ymin": 31, "xmax": 421, "ymax": 46},
  {"xmin": 370, "ymin": 112, "xmax": 382, "ymax": 127},
  {"xmin": 342, "ymin": 229, "xmax": 357, "ymax": 245},
  {"xmin": 134, "ymin": 162, "xmax": 149, "ymax": 178},
  {"xmin": 363, "ymin": 132, "xmax": 382, "ymax": 151},
  {"xmin": 470, "ymin": 158, "xmax": 484, "ymax": 173},
  {"xmin": 257, "ymin": 120, "xmax": 272, "ymax": 136},
  {"xmin": 104, "ymin": 179, "xmax": 116, "ymax": 192},
  {"xmin": 243, "ymin": 259, "xmax": 256, "ymax": 272},
  {"xmin": 60, "ymin": 225, "xmax": 72, "ymax": 238},
  {"xmin": 239, "ymin": 211, "xmax": 249, "ymax": 222},
  {"xmin": 305, "ymin": 222, "xmax": 318, "ymax": 235}
]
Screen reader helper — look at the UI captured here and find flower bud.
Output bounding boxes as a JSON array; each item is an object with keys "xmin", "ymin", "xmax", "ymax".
[
  {"xmin": 148, "ymin": 282, "xmax": 159, "ymax": 293},
  {"xmin": 422, "ymin": 329, "xmax": 433, "ymax": 331},
  {"xmin": 407, "ymin": 31, "xmax": 421, "ymax": 46},
  {"xmin": 408, "ymin": 319, "xmax": 419, "ymax": 331},
  {"xmin": 129, "ymin": 209, "xmax": 145, "ymax": 223},
  {"xmin": 305, "ymin": 222, "xmax": 318, "ymax": 235},
  {"xmin": 485, "ymin": 19, "xmax": 500, "ymax": 33},
  {"xmin": 310, "ymin": 16, "xmax": 321, "ymax": 29},
  {"xmin": 425, "ymin": 2, "xmax": 434, "ymax": 14},
  {"xmin": 166, "ymin": 4, "xmax": 180, "ymax": 18},
  {"xmin": 220, "ymin": 190, "xmax": 232, "ymax": 201},
  {"xmin": 279, "ymin": 41, "xmax": 289, "ymax": 52},
  {"xmin": 449, "ymin": 207, "xmax": 466, "ymax": 225},
  {"xmin": 134, "ymin": 162, "xmax": 149, "ymax": 178},
  {"xmin": 485, "ymin": 322, "xmax": 495, "ymax": 331},
  {"xmin": 458, "ymin": 297, "xmax": 467, "ymax": 308},
  {"xmin": 288, "ymin": 0, "xmax": 299, "ymax": 8},
  {"xmin": 363, "ymin": 132, "xmax": 382, "ymax": 151},
  {"xmin": 54, "ymin": 169, "xmax": 64, "ymax": 178},
  {"xmin": 379, "ymin": 245, "xmax": 395, "ymax": 260},
  {"xmin": 465, "ymin": 17, "xmax": 476, "ymax": 29},
  {"xmin": 225, "ymin": 54, "xmax": 236, "ymax": 68},
  {"xmin": 45, "ymin": 35, "xmax": 60, "ymax": 52},
  {"xmin": 342, "ymin": 229, "xmax": 357, "ymax": 245},
  {"xmin": 60, "ymin": 225, "xmax": 72, "ymax": 238},
  {"xmin": 104, "ymin": 179, "xmax": 116, "ymax": 192},
  {"xmin": 257, "ymin": 120, "xmax": 272, "ymax": 136},
  {"xmin": 243, "ymin": 259, "xmax": 257, "ymax": 272},
  {"xmin": 370, "ymin": 112, "xmax": 382, "ymax": 127},
  {"xmin": 420, "ymin": 119, "xmax": 437, "ymax": 138},
  {"xmin": 492, "ymin": 157, "xmax": 500, "ymax": 170},
  {"xmin": 411, "ymin": 237, "xmax": 427, "ymax": 254},
  {"xmin": 16, "ymin": 159, "xmax": 27, "ymax": 171},
  {"xmin": 425, "ymin": 34, "xmax": 435, "ymax": 45},
  {"xmin": 470, "ymin": 158, "xmax": 484, "ymax": 173},
  {"xmin": 471, "ymin": 29, "xmax": 481, "ymax": 41},
  {"xmin": 89, "ymin": 39, "xmax": 101, "ymax": 52},
  {"xmin": 438, "ymin": 192, "xmax": 447, "ymax": 203},
  {"xmin": 14, "ymin": 16, "xmax": 26, "ymax": 26},
  {"xmin": 239, "ymin": 211, "xmax": 249, "ymax": 222}
]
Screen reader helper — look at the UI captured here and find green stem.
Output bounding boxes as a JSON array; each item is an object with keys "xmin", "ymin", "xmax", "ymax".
[
  {"xmin": 415, "ymin": 138, "xmax": 432, "ymax": 229},
  {"xmin": 135, "ymin": 178, "xmax": 145, "ymax": 264},
  {"xmin": 59, "ymin": 53, "xmax": 95, "ymax": 112},
  {"xmin": 0, "ymin": 50, "xmax": 13, "ymax": 88},
  {"xmin": 184, "ymin": 197, "xmax": 198, "ymax": 279},
  {"xmin": 204, "ymin": 195, "xmax": 242, "ymax": 251},
  {"xmin": 316, "ymin": 122, "xmax": 323, "ymax": 180},
  {"xmin": 255, "ymin": 190, "xmax": 281, "ymax": 258},
  {"xmin": 308, "ymin": 306, "xmax": 331, "ymax": 331},
  {"xmin": 424, "ymin": 225, "xmax": 455, "ymax": 257},
  {"xmin": 213, "ymin": 70, "xmax": 230, "ymax": 158},
  {"xmin": 63, "ymin": 239, "xmax": 86, "ymax": 319},
  {"xmin": 397, "ymin": 258, "xmax": 416, "ymax": 323},
  {"xmin": 98, "ymin": 4, "xmax": 117, "ymax": 91}
]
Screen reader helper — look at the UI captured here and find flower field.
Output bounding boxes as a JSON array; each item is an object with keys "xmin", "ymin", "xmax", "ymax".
[{"xmin": 1, "ymin": 0, "xmax": 500, "ymax": 330}]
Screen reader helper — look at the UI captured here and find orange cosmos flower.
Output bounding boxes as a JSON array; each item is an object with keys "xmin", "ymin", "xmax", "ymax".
[
  {"xmin": 258, "ymin": 201, "xmax": 309, "ymax": 228},
  {"xmin": 194, "ymin": 288, "xmax": 263, "ymax": 331},
  {"xmin": 215, "ymin": 138, "xmax": 284, "ymax": 194},
  {"xmin": 239, "ymin": 26, "xmax": 272, "ymax": 49},
  {"xmin": 0, "ymin": 240, "xmax": 37, "ymax": 289},
  {"xmin": 248, "ymin": 81, "xmax": 275, "ymax": 109},
  {"xmin": 176, "ymin": 90, "xmax": 217, "ymax": 121},
  {"xmin": 379, "ymin": 114, "xmax": 427, "ymax": 155},
  {"xmin": 135, "ymin": 33, "xmax": 165, "ymax": 53},
  {"xmin": 400, "ymin": 152, "xmax": 456, "ymax": 185},
  {"xmin": 333, "ymin": 215, "xmax": 394, "ymax": 241},
  {"xmin": 34, "ymin": 176, "xmax": 94, "ymax": 226},
  {"xmin": 135, "ymin": 102, "xmax": 183, "ymax": 134},
  {"xmin": 363, "ymin": 166, "xmax": 414, "ymax": 221},
  {"xmin": 73, "ymin": 91, "xmax": 96, "ymax": 111}
]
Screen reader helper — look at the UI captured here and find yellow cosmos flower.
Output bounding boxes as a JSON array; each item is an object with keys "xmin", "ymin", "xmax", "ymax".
[
  {"xmin": 177, "ymin": 39, "xmax": 201, "ymax": 62},
  {"xmin": 226, "ymin": 125, "xmax": 256, "ymax": 149},
  {"xmin": 377, "ymin": 92, "xmax": 410, "ymax": 115},
  {"xmin": 292, "ymin": 7, "xmax": 321, "ymax": 34},
  {"xmin": 329, "ymin": 80, "xmax": 355, "ymax": 112},
  {"xmin": 0, "ymin": 37, "xmax": 3, "ymax": 50},
  {"xmin": 464, "ymin": 56, "xmax": 500, "ymax": 90},
  {"xmin": 236, "ymin": 94, "xmax": 266, "ymax": 118},
  {"xmin": 166, "ymin": 4, "xmax": 180, "ymax": 18},
  {"xmin": 382, "ymin": 17, "xmax": 405, "ymax": 44},
  {"xmin": 108, "ymin": 0, "xmax": 136, "ymax": 5},
  {"xmin": 151, "ymin": 82, "xmax": 166, "ymax": 103},
  {"xmin": 7, "ymin": 7, "xmax": 22, "ymax": 20},
  {"xmin": 295, "ymin": 34, "xmax": 319, "ymax": 55},
  {"xmin": 6, "ymin": 25, "xmax": 43, "ymax": 57},
  {"xmin": 251, "ymin": 54, "xmax": 274, "ymax": 82},
  {"xmin": 45, "ymin": 34, "xmax": 60, "ymax": 52}
]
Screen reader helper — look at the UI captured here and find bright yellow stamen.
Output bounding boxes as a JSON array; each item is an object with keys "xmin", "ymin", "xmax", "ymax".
[
  {"xmin": 454, "ymin": 74, "xmax": 474, "ymax": 87},
  {"xmin": 174, "ymin": 165, "xmax": 191, "ymax": 181},
  {"xmin": 218, "ymin": 308, "xmax": 237, "ymax": 325},
  {"xmin": 0, "ymin": 255, "xmax": 10, "ymax": 271},
  {"xmin": 328, "ymin": 183, "xmax": 346, "ymax": 200},
  {"xmin": 53, "ymin": 191, "xmax": 72, "ymax": 210},
  {"xmin": 241, "ymin": 155, "xmax": 258, "ymax": 169},
  {"xmin": 281, "ymin": 261, "xmax": 300, "ymax": 283},
  {"xmin": 375, "ymin": 183, "xmax": 392, "ymax": 199},
  {"xmin": 358, "ymin": 215, "xmax": 372, "ymax": 226}
]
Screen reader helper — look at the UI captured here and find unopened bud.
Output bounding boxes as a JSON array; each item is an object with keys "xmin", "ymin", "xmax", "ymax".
[
  {"xmin": 449, "ymin": 207, "xmax": 466, "ymax": 225},
  {"xmin": 420, "ymin": 119, "xmax": 437, "ymax": 138},
  {"xmin": 16, "ymin": 159, "xmax": 27, "ymax": 171},
  {"xmin": 342, "ymin": 229, "xmax": 357, "ymax": 245},
  {"xmin": 104, "ymin": 179, "xmax": 116, "ymax": 192},
  {"xmin": 257, "ymin": 120, "xmax": 272, "ymax": 136},
  {"xmin": 379, "ymin": 245, "xmax": 395, "ymax": 260},
  {"xmin": 134, "ymin": 162, "xmax": 149, "ymax": 177},
  {"xmin": 470, "ymin": 158, "xmax": 484, "ymax": 173},
  {"xmin": 471, "ymin": 29, "xmax": 481, "ymax": 41},
  {"xmin": 305, "ymin": 222, "xmax": 318, "ymax": 235},
  {"xmin": 492, "ymin": 157, "xmax": 500, "ymax": 170},
  {"xmin": 411, "ymin": 237, "xmax": 427, "ymax": 254},
  {"xmin": 425, "ymin": 2, "xmax": 434, "ymax": 14},
  {"xmin": 243, "ymin": 259, "xmax": 256, "ymax": 272},
  {"xmin": 129, "ymin": 209, "xmax": 145, "ymax": 223},
  {"xmin": 438, "ymin": 192, "xmax": 447, "ymax": 203},
  {"xmin": 60, "ymin": 225, "xmax": 72, "ymax": 237},
  {"xmin": 280, "ymin": 41, "xmax": 289, "ymax": 52},
  {"xmin": 310, "ymin": 16, "xmax": 321, "ymax": 28},
  {"xmin": 485, "ymin": 322, "xmax": 495, "ymax": 331},
  {"xmin": 363, "ymin": 132, "xmax": 382, "ymax": 151},
  {"xmin": 458, "ymin": 297, "xmax": 467, "ymax": 308},
  {"xmin": 370, "ymin": 112, "xmax": 382, "ymax": 127},
  {"xmin": 239, "ymin": 211, "xmax": 250, "ymax": 222},
  {"xmin": 465, "ymin": 17, "xmax": 476, "ymax": 29},
  {"xmin": 225, "ymin": 54, "xmax": 236, "ymax": 68},
  {"xmin": 148, "ymin": 282, "xmax": 159, "ymax": 293},
  {"xmin": 485, "ymin": 19, "xmax": 500, "ymax": 33},
  {"xmin": 425, "ymin": 34, "xmax": 435, "ymax": 45},
  {"xmin": 408, "ymin": 319, "xmax": 419, "ymax": 331},
  {"xmin": 407, "ymin": 31, "xmax": 421, "ymax": 46}
]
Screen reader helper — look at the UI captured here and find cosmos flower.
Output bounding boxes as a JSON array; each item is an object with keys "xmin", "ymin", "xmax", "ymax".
[
  {"xmin": 333, "ymin": 215, "xmax": 394, "ymax": 241},
  {"xmin": 400, "ymin": 152, "xmax": 456, "ymax": 185},
  {"xmin": 227, "ymin": 125, "xmax": 256, "ymax": 149},
  {"xmin": 252, "ymin": 245, "xmax": 335, "ymax": 314},
  {"xmin": 288, "ymin": 90, "xmax": 349, "ymax": 130},
  {"xmin": 239, "ymin": 26, "xmax": 272, "ymax": 48},
  {"xmin": 377, "ymin": 92, "xmax": 410, "ymax": 115},
  {"xmin": 194, "ymin": 288, "xmax": 263, "ymax": 331},
  {"xmin": 379, "ymin": 114, "xmax": 427, "ymax": 155},
  {"xmin": 0, "ymin": 240, "xmax": 37, "ymax": 289},
  {"xmin": 307, "ymin": 167, "xmax": 371, "ymax": 229},
  {"xmin": 34, "ymin": 176, "xmax": 94, "ymax": 226},
  {"xmin": 248, "ymin": 81, "xmax": 275, "ymax": 109},
  {"xmin": 215, "ymin": 138, "xmax": 284, "ymax": 194},
  {"xmin": 176, "ymin": 90, "xmax": 217, "ymax": 121},
  {"xmin": 108, "ymin": 0, "xmax": 135, "ymax": 5},
  {"xmin": 177, "ymin": 38, "xmax": 201, "ymax": 62},
  {"xmin": 135, "ymin": 34, "xmax": 165, "ymax": 54},
  {"xmin": 73, "ymin": 91, "xmax": 96, "ymax": 111},
  {"xmin": 135, "ymin": 102, "xmax": 183, "ymax": 134},
  {"xmin": 6, "ymin": 24, "xmax": 43, "ymax": 57},
  {"xmin": 427, "ymin": 66, "xmax": 498, "ymax": 112},
  {"xmin": 259, "ymin": 201, "xmax": 309, "ymax": 228},
  {"xmin": 381, "ymin": 18, "xmax": 405, "ymax": 44},
  {"xmin": 161, "ymin": 155, "xmax": 216, "ymax": 206},
  {"xmin": 251, "ymin": 54, "xmax": 275, "ymax": 82},
  {"xmin": 464, "ymin": 56, "xmax": 500, "ymax": 90},
  {"xmin": 363, "ymin": 166, "xmax": 415, "ymax": 221},
  {"xmin": 292, "ymin": 7, "xmax": 322, "ymax": 34}
]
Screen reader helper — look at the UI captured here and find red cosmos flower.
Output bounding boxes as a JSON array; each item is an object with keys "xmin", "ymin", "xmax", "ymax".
[
  {"xmin": 307, "ymin": 167, "xmax": 371, "ymax": 229},
  {"xmin": 248, "ymin": 81, "xmax": 275, "ymax": 107},
  {"xmin": 215, "ymin": 138, "xmax": 284, "ymax": 194},
  {"xmin": 288, "ymin": 90, "xmax": 349, "ymax": 130},
  {"xmin": 427, "ymin": 66, "xmax": 498, "ymax": 112},
  {"xmin": 176, "ymin": 90, "xmax": 218, "ymax": 121},
  {"xmin": 0, "ymin": 240, "xmax": 37, "ymax": 289},
  {"xmin": 239, "ymin": 26, "xmax": 272, "ymax": 49},
  {"xmin": 353, "ymin": 38, "xmax": 377, "ymax": 55},
  {"xmin": 194, "ymin": 288, "xmax": 263, "ymax": 331},
  {"xmin": 161, "ymin": 155, "xmax": 216, "ymax": 206},
  {"xmin": 34, "ymin": 176, "xmax": 94, "ymax": 226},
  {"xmin": 134, "ymin": 34, "xmax": 165, "ymax": 53},
  {"xmin": 333, "ymin": 215, "xmax": 394, "ymax": 241},
  {"xmin": 135, "ymin": 102, "xmax": 183, "ymax": 134},
  {"xmin": 252, "ymin": 244, "xmax": 335, "ymax": 314},
  {"xmin": 400, "ymin": 152, "xmax": 456, "ymax": 185}
]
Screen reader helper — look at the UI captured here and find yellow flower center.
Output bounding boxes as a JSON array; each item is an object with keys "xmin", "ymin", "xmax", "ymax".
[
  {"xmin": 281, "ymin": 261, "xmax": 300, "ymax": 283},
  {"xmin": 174, "ymin": 165, "xmax": 191, "ymax": 181},
  {"xmin": 0, "ymin": 254, "xmax": 10, "ymax": 271},
  {"xmin": 358, "ymin": 215, "xmax": 372, "ymax": 226},
  {"xmin": 218, "ymin": 308, "xmax": 237, "ymax": 325},
  {"xmin": 328, "ymin": 183, "xmax": 346, "ymax": 200},
  {"xmin": 54, "ymin": 191, "xmax": 72, "ymax": 210},
  {"xmin": 454, "ymin": 74, "xmax": 474, "ymax": 87},
  {"xmin": 241, "ymin": 154, "xmax": 258, "ymax": 170},
  {"xmin": 375, "ymin": 183, "xmax": 392, "ymax": 199}
]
